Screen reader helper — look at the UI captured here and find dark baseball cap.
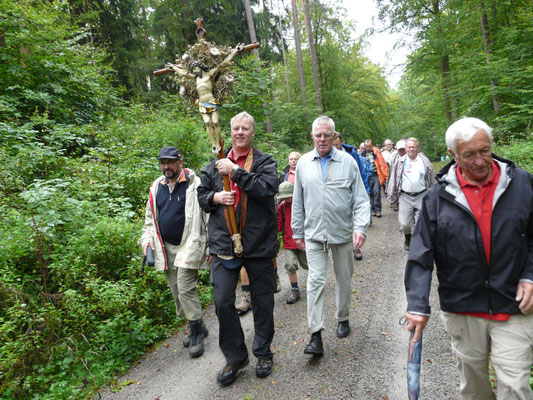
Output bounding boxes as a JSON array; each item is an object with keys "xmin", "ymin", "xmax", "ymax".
[{"xmin": 158, "ymin": 146, "xmax": 182, "ymax": 159}]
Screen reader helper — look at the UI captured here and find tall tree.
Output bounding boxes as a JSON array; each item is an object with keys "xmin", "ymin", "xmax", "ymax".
[
  {"xmin": 291, "ymin": 0, "xmax": 307, "ymax": 105},
  {"xmin": 243, "ymin": 0, "xmax": 273, "ymax": 133},
  {"xmin": 479, "ymin": 1, "xmax": 501, "ymax": 114},
  {"xmin": 301, "ymin": 0, "xmax": 322, "ymax": 113}
]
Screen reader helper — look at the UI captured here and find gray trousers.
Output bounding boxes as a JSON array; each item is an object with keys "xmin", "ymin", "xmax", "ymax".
[
  {"xmin": 164, "ymin": 242, "xmax": 202, "ymax": 321},
  {"xmin": 305, "ymin": 240, "xmax": 354, "ymax": 334},
  {"xmin": 398, "ymin": 192, "xmax": 424, "ymax": 235}
]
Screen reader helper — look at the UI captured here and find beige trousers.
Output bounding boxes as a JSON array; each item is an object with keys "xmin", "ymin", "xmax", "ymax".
[
  {"xmin": 305, "ymin": 240, "xmax": 354, "ymax": 334},
  {"xmin": 440, "ymin": 311, "xmax": 533, "ymax": 400},
  {"xmin": 164, "ymin": 242, "xmax": 202, "ymax": 321}
]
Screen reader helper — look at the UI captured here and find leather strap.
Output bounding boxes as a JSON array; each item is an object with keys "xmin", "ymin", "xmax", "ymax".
[{"xmin": 238, "ymin": 150, "xmax": 254, "ymax": 233}]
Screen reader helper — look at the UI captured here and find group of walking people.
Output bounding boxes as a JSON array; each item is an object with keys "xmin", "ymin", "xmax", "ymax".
[{"xmin": 140, "ymin": 111, "xmax": 532, "ymax": 399}]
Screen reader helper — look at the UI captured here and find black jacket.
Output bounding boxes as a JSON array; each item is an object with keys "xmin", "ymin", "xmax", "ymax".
[
  {"xmin": 405, "ymin": 154, "xmax": 533, "ymax": 315},
  {"xmin": 197, "ymin": 147, "xmax": 279, "ymax": 257}
]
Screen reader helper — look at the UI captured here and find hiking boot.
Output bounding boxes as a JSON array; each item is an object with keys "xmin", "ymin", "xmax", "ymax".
[
  {"xmin": 275, "ymin": 273, "xmax": 281, "ymax": 293},
  {"xmin": 189, "ymin": 319, "xmax": 208, "ymax": 358},
  {"xmin": 256, "ymin": 358, "xmax": 273, "ymax": 378},
  {"xmin": 404, "ymin": 234, "xmax": 411, "ymax": 251},
  {"xmin": 286, "ymin": 288, "xmax": 301, "ymax": 304},
  {"xmin": 235, "ymin": 290, "xmax": 252, "ymax": 315},
  {"xmin": 217, "ymin": 357, "xmax": 249, "ymax": 386},
  {"xmin": 183, "ymin": 326, "xmax": 191, "ymax": 348}
]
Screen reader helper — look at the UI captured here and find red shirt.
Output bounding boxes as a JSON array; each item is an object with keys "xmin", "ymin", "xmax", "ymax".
[
  {"xmin": 456, "ymin": 161, "xmax": 508, "ymax": 321},
  {"xmin": 228, "ymin": 148, "xmax": 251, "ymax": 210},
  {"xmin": 277, "ymin": 200, "xmax": 297, "ymax": 249},
  {"xmin": 287, "ymin": 170, "xmax": 296, "ymax": 184}
]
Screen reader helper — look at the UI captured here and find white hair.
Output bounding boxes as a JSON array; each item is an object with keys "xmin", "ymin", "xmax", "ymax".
[
  {"xmin": 445, "ymin": 117, "xmax": 492, "ymax": 154},
  {"xmin": 231, "ymin": 111, "xmax": 256, "ymax": 132},
  {"xmin": 312, "ymin": 116, "xmax": 335, "ymax": 135}
]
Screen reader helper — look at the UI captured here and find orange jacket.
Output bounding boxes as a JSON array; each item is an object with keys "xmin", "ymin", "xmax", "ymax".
[{"xmin": 364, "ymin": 147, "xmax": 389, "ymax": 185}]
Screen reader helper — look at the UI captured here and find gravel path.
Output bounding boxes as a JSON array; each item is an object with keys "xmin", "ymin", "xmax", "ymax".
[{"xmin": 100, "ymin": 203, "xmax": 460, "ymax": 399}]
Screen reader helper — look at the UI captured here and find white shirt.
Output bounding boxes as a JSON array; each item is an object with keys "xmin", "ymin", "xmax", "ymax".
[
  {"xmin": 401, "ymin": 156, "xmax": 426, "ymax": 193},
  {"xmin": 382, "ymin": 149, "xmax": 397, "ymax": 165}
]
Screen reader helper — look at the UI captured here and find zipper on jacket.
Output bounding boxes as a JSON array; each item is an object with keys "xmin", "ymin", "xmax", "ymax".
[{"xmin": 474, "ymin": 220, "xmax": 492, "ymax": 314}]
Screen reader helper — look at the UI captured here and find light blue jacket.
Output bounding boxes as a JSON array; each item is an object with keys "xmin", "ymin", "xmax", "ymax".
[{"xmin": 291, "ymin": 147, "xmax": 371, "ymax": 244}]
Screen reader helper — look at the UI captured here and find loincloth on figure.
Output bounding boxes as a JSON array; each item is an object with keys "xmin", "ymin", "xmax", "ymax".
[{"xmin": 196, "ymin": 99, "xmax": 221, "ymax": 114}]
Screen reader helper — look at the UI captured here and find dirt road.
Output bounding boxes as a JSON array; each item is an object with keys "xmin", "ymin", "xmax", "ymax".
[{"xmin": 100, "ymin": 205, "xmax": 460, "ymax": 399}]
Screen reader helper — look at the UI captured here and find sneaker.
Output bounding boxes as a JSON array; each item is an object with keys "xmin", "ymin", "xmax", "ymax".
[
  {"xmin": 235, "ymin": 290, "xmax": 252, "ymax": 315},
  {"xmin": 286, "ymin": 288, "xmax": 300, "ymax": 304},
  {"xmin": 354, "ymin": 249, "xmax": 363, "ymax": 261},
  {"xmin": 256, "ymin": 358, "xmax": 273, "ymax": 378}
]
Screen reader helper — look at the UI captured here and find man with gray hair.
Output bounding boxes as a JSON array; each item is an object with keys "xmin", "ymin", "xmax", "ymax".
[
  {"xmin": 387, "ymin": 137, "xmax": 435, "ymax": 250},
  {"xmin": 198, "ymin": 111, "xmax": 279, "ymax": 385},
  {"xmin": 292, "ymin": 116, "xmax": 371, "ymax": 355},
  {"xmin": 405, "ymin": 117, "xmax": 533, "ymax": 399}
]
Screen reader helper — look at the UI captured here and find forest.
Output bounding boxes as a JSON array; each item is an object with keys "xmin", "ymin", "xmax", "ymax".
[{"xmin": 0, "ymin": 0, "xmax": 531, "ymax": 398}]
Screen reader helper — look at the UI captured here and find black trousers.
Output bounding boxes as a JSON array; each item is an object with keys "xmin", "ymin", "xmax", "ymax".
[
  {"xmin": 211, "ymin": 256, "xmax": 276, "ymax": 365},
  {"xmin": 368, "ymin": 173, "xmax": 382, "ymax": 213}
]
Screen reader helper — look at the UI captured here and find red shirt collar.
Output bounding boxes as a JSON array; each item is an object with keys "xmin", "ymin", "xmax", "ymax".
[{"xmin": 228, "ymin": 147, "xmax": 252, "ymax": 163}]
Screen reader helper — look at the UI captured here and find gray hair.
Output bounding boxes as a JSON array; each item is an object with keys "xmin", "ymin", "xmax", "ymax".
[
  {"xmin": 445, "ymin": 117, "xmax": 492, "ymax": 154},
  {"xmin": 231, "ymin": 111, "xmax": 256, "ymax": 132},
  {"xmin": 312, "ymin": 116, "xmax": 335, "ymax": 135},
  {"xmin": 406, "ymin": 137, "xmax": 419, "ymax": 147}
]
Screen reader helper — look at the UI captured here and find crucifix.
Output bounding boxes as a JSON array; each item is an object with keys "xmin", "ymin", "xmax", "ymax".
[{"xmin": 154, "ymin": 19, "xmax": 259, "ymax": 256}]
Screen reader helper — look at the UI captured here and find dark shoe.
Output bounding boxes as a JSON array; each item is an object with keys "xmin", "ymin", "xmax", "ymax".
[
  {"xmin": 372, "ymin": 212, "xmax": 377, "ymax": 216},
  {"xmin": 183, "ymin": 320, "xmax": 208, "ymax": 348},
  {"xmin": 304, "ymin": 332, "xmax": 324, "ymax": 356},
  {"xmin": 183, "ymin": 326, "xmax": 191, "ymax": 348},
  {"xmin": 256, "ymin": 358, "xmax": 273, "ymax": 378},
  {"xmin": 217, "ymin": 358, "xmax": 249, "ymax": 386},
  {"xmin": 336, "ymin": 320, "xmax": 350, "ymax": 338},
  {"xmin": 354, "ymin": 249, "xmax": 363, "ymax": 261},
  {"xmin": 286, "ymin": 288, "xmax": 301, "ymax": 304},
  {"xmin": 189, "ymin": 319, "xmax": 208, "ymax": 358},
  {"xmin": 404, "ymin": 234, "xmax": 411, "ymax": 251},
  {"xmin": 376, "ymin": 212, "xmax": 382, "ymax": 217},
  {"xmin": 275, "ymin": 274, "xmax": 281, "ymax": 293},
  {"xmin": 235, "ymin": 291, "xmax": 252, "ymax": 315}
]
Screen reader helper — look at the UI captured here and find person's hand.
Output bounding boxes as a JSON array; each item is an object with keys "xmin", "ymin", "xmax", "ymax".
[
  {"xmin": 206, "ymin": 255, "xmax": 213, "ymax": 265},
  {"xmin": 295, "ymin": 238, "xmax": 306, "ymax": 251},
  {"xmin": 213, "ymin": 190, "xmax": 235, "ymax": 206},
  {"xmin": 405, "ymin": 312, "xmax": 429, "ymax": 342},
  {"xmin": 516, "ymin": 281, "xmax": 533, "ymax": 314},
  {"xmin": 216, "ymin": 158, "xmax": 236, "ymax": 175},
  {"xmin": 142, "ymin": 242, "xmax": 154, "ymax": 256},
  {"xmin": 353, "ymin": 232, "xmax": 366, "ymax": 252}
]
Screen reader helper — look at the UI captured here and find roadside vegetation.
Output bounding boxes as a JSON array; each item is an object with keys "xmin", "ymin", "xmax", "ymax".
[{"xmin": 1, "ymin": 0, "xmax": 531, "ymax": 398}]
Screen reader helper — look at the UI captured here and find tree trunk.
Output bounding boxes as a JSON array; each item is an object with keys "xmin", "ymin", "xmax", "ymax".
[
  {"xmin": 480, "ymin": 1, "xmax": 501, "ymax": 114},
  {"xmin": 301, "ymin": 0, "xmax": 323, "ymax": 113},
  {"xmin": 432, "ymin": 0, "xmax": 455, "ymax": 126},
  {"xmin": 291, "ymin": 0, "xmax": 307, "ymax": 105},
  {"xmin": 243, "ymin": 0, "xmax": 272, "ymax": 133},
  {"xmin": 277, "ymin": 0, "xmax": 291, "ymax": 102}
]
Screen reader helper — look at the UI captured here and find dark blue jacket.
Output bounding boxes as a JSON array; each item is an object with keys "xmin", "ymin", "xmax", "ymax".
[{"xmin": 341, "ymin": 144, "xmax": 370, "ymax": 194}]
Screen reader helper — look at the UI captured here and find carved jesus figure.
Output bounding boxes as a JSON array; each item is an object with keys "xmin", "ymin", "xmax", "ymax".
[{"xmin": 166, "ymin": 42, "xmax": 244, "ymax": 153}]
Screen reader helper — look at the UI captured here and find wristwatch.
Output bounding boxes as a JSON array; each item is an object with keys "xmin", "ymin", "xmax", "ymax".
[{"xmin": 231, "ymin": 165, "xmax": 240, "ymax": 175}]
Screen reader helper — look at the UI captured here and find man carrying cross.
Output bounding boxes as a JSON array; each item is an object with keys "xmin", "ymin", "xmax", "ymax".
[{"xmin": 197, "ymin": 111, "xmax": 279, "ymax": 386}]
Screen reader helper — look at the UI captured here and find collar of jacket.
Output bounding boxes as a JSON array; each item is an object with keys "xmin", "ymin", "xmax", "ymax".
[
  {"xmin": 437, "ymin": 154, "xmax": 513, "ymax": 212},
  {"xmin": 312, "ymin": 146, "xmax": 341, "ymax": 161}
]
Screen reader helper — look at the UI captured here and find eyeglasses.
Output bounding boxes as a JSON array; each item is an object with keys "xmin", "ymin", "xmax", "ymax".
[{"xmin": 312, "ymin": 133, "xmax": 334, "ymax": 139}]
